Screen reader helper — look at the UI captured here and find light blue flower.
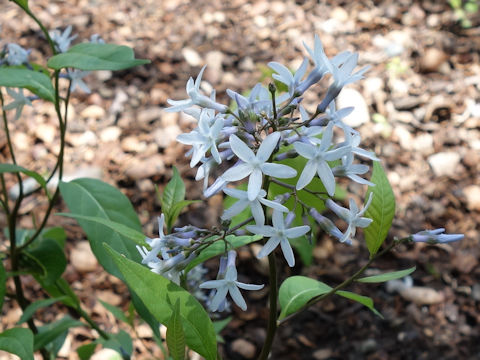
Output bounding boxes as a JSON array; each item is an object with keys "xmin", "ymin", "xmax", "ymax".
[
  {"xmin": 411, "ymin": 228, "xmax": 464, "ymax": 244},
  {"xmin": 166, "ymin": 65, "xmax": 228, "ymax": 113},
  {"xmin": 6, "ymin": 44, "xmax": 30, "ymax": 66},
  {"xmin": 50, "ymin": 25, "xmax": 77, "ymax": 53},
  {"xmin": 293, "ymin": 122, "xmax": 350, "ymax": 195},
  {"xmin": 221, "ymin": 132, "xmax": 297, "ymax": 201},
  {"xmin": 222, "ymin": 188, "xmax": 288, "ymax": 225},
  {"xmin": 247, "ymin": 210, "xmax": 310, "ymax": 267},
  {"xmin": 332, "ymin": 153, "xmax": 375, "ymax": 186},
  {"xmin": 339, "ymin": 130, "xmax": 379, "ymax": 161},
  {"xmin": 326, "ymin": 193, "xmax": 373, "ymax": 244},
  {"xmin": 3, "ymin": 88, "xmax": 32, "ymax": 120},
  {"xmin": 268, "ymin": 58, "xmax": 308, "ymax": 96},
  {"xmin": 177, "ymin": 110, "xmax": 224, "ymax": 166},
  {"xmin": 138, "ymin": 214, "xmax": 169, "ymax": 263},
  {"xmin": 67, "ymin": 69, "xmax": 91, "ymax": 93},
  {"xmin": 309, "ymin": 208, "xmax": 344, "ymax": 241},
  {"xmin": 200, "ymin": 251, "xmax": 264, "ymax": 311}
]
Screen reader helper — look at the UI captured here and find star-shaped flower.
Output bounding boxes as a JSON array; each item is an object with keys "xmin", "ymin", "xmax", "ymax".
[
  {"xmin": 200, "ymin": 251, "xmax": 263, "ymax": 311},
  {"xmin": 166, "ymin": 65, "xmax": 228, "ymax": 113},
  {"xmin": 221, "ymin": 132, "xmax": 297, "ymax": 201},
  {"xmin": 332, "ymin": 153, "xmax": 374, "ymax": 186},
  {"xmin": 177, "ymin": 110, "xmax": 224, "ymax": 166},
  {"xmin": 67, "ymin": 69, "xmax": 91, "ymax": 93},
  {"xmin": 247, "ymin": 210, "xmax": 310, "ymax": 267},
  {"xmin": 50, "ymin": 25, "xmax": 77, "ymax": 53},
  {"xmin": 326, "ymin": 193, "xmax": 373, "ymax": 244},
  {"xmin": 411, "ymin": 228, "xmax": 464, "ymax": 244},
  {"xmin": 222, "ymin": 188, "xmax": 288, "ymax": 225},
  {"xmin": 293, "ymin": 122, "xmax": 350, "ymax": 195},
  {"xmin": 268, "ymin": 58, "xmax": 308, "ymax": 96},
  {"xmin": 6, "ymin": 44, "xmax": 30, "ymax": 66},
  {"xmin": 3, "ymin": 88, "xmax": 33, "ymax": 120}
]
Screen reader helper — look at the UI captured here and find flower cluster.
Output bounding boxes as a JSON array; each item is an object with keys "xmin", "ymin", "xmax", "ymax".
[{"xmin": 139, "ymin": 34, "xmax": 464, "ymax": 312}]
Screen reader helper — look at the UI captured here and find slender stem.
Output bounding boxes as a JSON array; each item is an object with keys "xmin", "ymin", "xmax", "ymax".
[
  {"xmin": 257, "ymin": 175, "xmax": 278, "ymax": 360},
  {"xmin": 21, "ymin": 7, "xmax": 58, "ymax": 55}
]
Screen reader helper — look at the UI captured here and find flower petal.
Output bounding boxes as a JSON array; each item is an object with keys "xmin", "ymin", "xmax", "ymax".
[
  {"xmin": 257, "ymin": 236, "xmax": 281, "ymax": 259},
  {"xmin": 257, "ymin": 132, "xmax": 281, "ymax": 163},
  {"xmin": 261, "ymin": 163, "xmax": 297, "ymax": 178},
  {"xmin": 280, "ymin": 238, "xmax": 295, "ymax": 267},
  {"xmin": 229, "ymin": 134, "xmax": 255, "ymax": 163},
  {"xmin": 285, "ymin": 225, "xmax": 310, "ymax": 238},
  {"xmin": 228, "ymin": 284, "xmax": 247, "ymax": 311},
  {"xmin": 222, "ymin": 163, "xmax": 252, "ymax": 182},
  {"xmin": 296, "ymin": 159, "xmax": 317, "ymax": 190},
  {"xmin": 248, "ymin": 168, "xmax": 263, "ymax": 201}
]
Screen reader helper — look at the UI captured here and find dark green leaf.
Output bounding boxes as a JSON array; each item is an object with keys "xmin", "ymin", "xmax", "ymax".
[
  {"xmin": 162, "ymin": 167, "xmax": 185, "ymax": 231},
  {"xmin": 47, "ymin": 43, "xmax": 150, "ymax": 71},
  {"xmin": 0, "ymin": 327, "xmax": 34, "ymax": 360},
  {"xmin": 278, "ymin": 276, "xmax": 332, "ymax": 320},
  {"xmin": 336, "ymin": 290, "xmax": 383, "ymax": 318},
  {"xmin": 59, "ymin": 178, "xmax": 142, "ymax": 278},
  {"xmin": 77, "ymin": 343, "xmax": 97, "ymax": 360},
  {"xmin": 166, "ymin": 299, "xmax": 186, "ymax": 360},
  {"xmin": 184, "ymin": 235, "xmax": 261, "ymax": 273},
  {"xmin": 356, "ymin": 267, "xmax": 416, "ymax": 283},
  {"xmin": 364, "ymin": 161, "xmax": 396, "ymax": 257},
  {"xmin": 57, "ymin": 213, "xmax": 146, "ymax": 246},
  {"xmin": 105, "ymin": 244, "xmax": 217, "ymax": 360},
  {"xmin": 41, "ymin": 227, "xmax": 66, "ymax": 248},
  {"xmin": 23, "ymin": 239, "xmax": 66, "ymax": 285},
  {"xmin": 0, "ymin": 260, "xmax": 5, "ymax": 312},
  {"xmin": 0, "ymin": 163, "xmax": 48, "ymax": 196},
  {"xmin": 99, "ymin": 299, "xmax": 129, "ymax": 324},
  {"xmin": 99, "ymin": 330, "xmax": 133, "ymax": 357},
  {"xmin": 36, "ymin": 278, "xmax": 79, "ymax": 308},
  {"xmin": 0, "ymin": 68, "xmax": 55, "ymax": 102},
  {"xmin": 34, "ymin": 316, "xmax": 84, "ymax": 350},
  {"xmin": 17, "ymin": 296, "xmax": 67, "ymax": 325},
  {"xmin": 130, "ymin": 291, "xmax": 160, "ymax": 338},
  {"xmin": 213, "ymin": 317, "xmax": 231, "ymax": 343},
  {"xmin": 167, "ymin": 200, "xmax": 200, "ymax": 231}
]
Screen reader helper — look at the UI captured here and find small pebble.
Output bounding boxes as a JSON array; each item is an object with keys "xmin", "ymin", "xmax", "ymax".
[
  {"xmin": 71, "ymin": 241, "xmax": 98, "ymax": 273},
  {"xmin": 231, "ymin": 339, "xmax": 256, "ymax": 359}
]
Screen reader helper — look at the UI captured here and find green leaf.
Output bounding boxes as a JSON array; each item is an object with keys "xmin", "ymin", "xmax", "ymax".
[
  {"xmin": 0, "ymin": 68, "xmax": 55, "ymax": 102},
  {"xmin": 212, "ymin": 316, "xmax": 231, "ymax": 343},
  {"xmin": 0, "ymin": 260, "xmax": 5, "ymax": 312},
  {"xmin": 22, "ymin": 239, "xmax": 66, "ymax": 285},
  {"xmin": 99, "ymin": 330, "xmax": 133, "ymax": 357},
  {"xmin": 336, "ymin": 290, "xmax": 383, "ymax": 318},
  {"xmin": 184, "ymin": 234, "xmax": 262, "ymax": 273},
  {"xmin": 356, "ymin": 267, "xmax": 416, "ymax": 283},
  {"xmin": 34, "ymin": 316, "xmax": 84, "ymax": 350},
  {"xmin": 77, "ymin": 342, "xmax": 97, "ymax": 360},
  {"xmin": 17, "ymin": 296, "xmax": 67, "ymax": 325},
  {"xmin": 162, "ymin": 167, "xmax": 186, "ymax": 231},
  {"xmin": 278, "ymin": 276, "xmax": 332, "ymax": 320},
  {"xmin": 0, "ymin": 327, "xmax": 34, "ymax": 360},
  {"xmin": 47, "ymin": 43, "xmax": 150, "ymax": 71},
  {"xmin": 105, "ymin": 244, "xmax": 217, "ymax": 360},
  {"xmin": 168, "ymin": 200, "xmax": 201, "ymax": 231},
  {"xmin": 99, "ymin": 299, "xmax": 129, "ymax": 324},
  {"xmin": 166, "ymin": 299, "xmax": 186, "ymax": 360},
  {"xmin": 59, "ymin": 178, "xmax": 142, "ymax": 278},
  {"xmin": 36, "ymin": 278, "xmax": 79, "ymax": 308},
  {"xmin": 364, "ymin": 161, "xmax": 396, "ymax": 257},
  {"xmin": 57, "ymin": 213, "xmax": 146, "ymax": 247},
  {"xmin": 11, "ymin": 0, "xmax": 29, "ymax": 10},
  {"xmin": 0, "ymin": 163, "xmax": 48, "ymax": 196},
  {"xmin": 41, "ymin": 227, "xmax": 66, "ymax": 248}
]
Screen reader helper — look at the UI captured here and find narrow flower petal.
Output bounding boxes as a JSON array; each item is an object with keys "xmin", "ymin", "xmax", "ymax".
[
  {"xmin": 296, "ymin": 159, "xmax": 317, "ymax": 190},
  {"xmin": 257, "ymin": 236, "xmax": 281, "ymax": 258},
  {"xmin": 248, "ymin": 168, "xmax": 263, "ymax": 201},
  {"xmin": 229, "ymin": 135, "xmax": 255, "ymax": 163},
  {"xmin": 257, "ymin": 132, "xmax": 281, "ymax": 163},
  {"xmin": 285, "ymin": 225, "xmax": 310, "ymax": 238},
  {"xmin": 228, "ymin": 284, "xmax": 247, "ymax": 310},
  {"xmin": 222, "ymin": 163, "xmax": 253, "ymax": 182},
  {"xmin": 280, "ymin": 238, "xmax": 295, "ymax": 267},
  {"xmin": 261, "ymin": 163, "xmax": 297, "ymax": 178}
]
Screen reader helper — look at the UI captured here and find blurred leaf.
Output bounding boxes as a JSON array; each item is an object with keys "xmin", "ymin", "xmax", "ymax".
[
  {"xmin": 213, "ymin": 317, "xmax": 232, "ymax": 343},
  {"xmin": 364, "ymin": 162, "xmax": 395, "ymax": 257},
  {"xmin": 356, "ymin": 267, "xmax": 416, "ymax": 283},
  {"xmin": 23, "ymin": 239, "xmax": 66, "ymax": 285},
  {"xmin": 0, "ymin": 164, "xmax": 48, "ymax": 196},
  {"xmin": 0, "ymin": 68, "xmax": 54, "ymax": 102},
  {"xmin": 17, "ymin": 296, "xmax": 67, "ymax": 324},
  {"xmin": 36, "ymin": 278, "xmax": 79, "ymax": 308},
  {"xmin": 0, "ymin": 327, "xmax": 34, "ymax": 360},
  {"xmin": 336, "ymin": 290, "xmax": 383, "ymax": 318},
  {"xmin": 99, "ymin": 299, "xmax": 129, "ymax": 325},
  {"xmin": 47, "ymin": 43, "xmax": 150, "ymax": 71},
  {"xmin": 162, "ymin": 167, "xmax": 187, "ymax": 231},
  {"xmin": 34, "ymin": 316, "xmax": 84, "ymax": 350},
  {"xmin": 99, "ymin": 330, "xmax": 133, "ymax": 357},
  {"xmin": 105, "ymin": 244, "xmax": 217, "ymax": 360},
  {"xmin": 11, "ymin": 0, "xmax": 29, "ymax": 10},
  {"xmin": 166, "ymin": 299, "xmax": 186, "ymax": 360},
  {"xmin": 77, "ymin": 342, "xmax": 97, "ymax": 360}
]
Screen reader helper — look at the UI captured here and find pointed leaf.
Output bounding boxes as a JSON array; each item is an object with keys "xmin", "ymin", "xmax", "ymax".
[
  {"xmin": 364, "ymin": 161, "xmax": 396, "ymax": 257},
  {"xmin": 0, "ymin": 328, "xmax": 34, "ymax": 360},
  {"xmin": 47, "ymin": 43, "xmax": 150, "ymax": 71},
  {"xmin": 166, "ymin": 299, "xmax": 186, "ymax": 360},
  {"xmin": 59, "ymin": 178, "xmax": 142, "ymax": 278},
  {"xmin": 278, "ymin": 276, "xmax": 332, "ymax": 320},
  {"xmin": 11, "ymin": 0, "xmax": 29, "ymax": 10},
  {"xmin": 105, "ymin": 244, "xmax": 217, "ymax": 360},
  {"xmin": 0, "ymin": 164, "xmax": 48, "ymax": 196},
  {"xmin": 23, "ymin": 239, "xmax": 66, "ymax": 285},
  {"xmin": 77, "ymin": 343, "xmax": 97, "ymax": 360},
  {"xmin": 99, "ymin": 330, "xmax": 133, "ymax": 357},
  {"xmin": 356, "ymin": 267, "xmax": 416, "ymax": 283},
  {"xmin": 336, "ymin": 290, "xmax": 383, "ymax": 318},
  {"xmin": 0, "ymin": 68, "xmax": 55, "ymax": 102},
  {"xmin": 184, "ymin": 235, "xmax": 261, "ymax": 273},
  {"xmin": 167, "ymin": 200, "xmax": 201, "ymax": 231},
  {"xmin": 17, "ymin": 296, "xmax": 68, "ymax": 325},
  {"xmin": 162, "ymin": 167, "xmax": 185, "ymax": 230},
  {"xmin": 34, "ymin": 316, "xmax": 84, "ymax": 350}
]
